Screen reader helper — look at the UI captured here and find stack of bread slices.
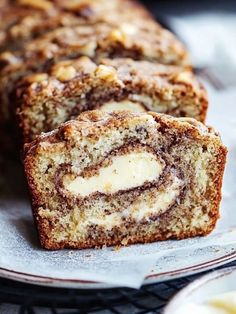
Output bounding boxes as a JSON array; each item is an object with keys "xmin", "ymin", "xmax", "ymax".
[{"xmin": 0, "ymin": 0, "xmax": 227, "ymax": 249}]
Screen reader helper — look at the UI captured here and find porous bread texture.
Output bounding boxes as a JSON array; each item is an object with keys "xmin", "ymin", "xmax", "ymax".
[
  {"xmin": 24, "ymin": 111, "xmax": 227, "ymax": 250},
  {"xmin": 17, "ymin": 57, "xmax": 207, "ymax": 143}
]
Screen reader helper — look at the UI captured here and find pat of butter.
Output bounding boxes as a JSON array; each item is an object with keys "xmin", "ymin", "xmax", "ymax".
[
  {"xmin": 177, "ymin": 303, "xmax": 228, "ymax": 314},
  {"xmin": 209, "ymin": 292, "xmax": 236, "ymax": 313},
  {"xmin": 64, "ymin": 152, "xmax": 164, "ymax": 197},
  {"xmin": 177, "ymin": 292, "xmax": 236, "ymax": 314},
  {"xmin": 101, "ymin": 100, "xmax": 146, "ymax": 113}
]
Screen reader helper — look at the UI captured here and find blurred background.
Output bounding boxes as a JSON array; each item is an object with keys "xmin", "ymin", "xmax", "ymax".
[{"xmin": 143, "ymin": 0, "xmax": 236, "ymax": 91}]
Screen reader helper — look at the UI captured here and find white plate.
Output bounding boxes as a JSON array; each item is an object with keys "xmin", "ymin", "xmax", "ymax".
[
  {"xmin": 164, "ymin": 266, "xmax": 236, "ymax": 314},
  {"xmin": 0, "ymin": 88, "xmax": 236, "ymax": 289}
]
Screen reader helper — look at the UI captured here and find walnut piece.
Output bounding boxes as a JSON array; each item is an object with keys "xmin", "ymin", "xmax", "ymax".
[
  {"xmin": 95, "ymin": 65, "xmax": 118, "ymax": 81},
  {"xmin": 25, "ymin": 73, "xmax": 49, "ymax": 84},
  {"xmin": 18, "ymin": 0, "xmax": 53, "ymax": 10},
  {"xmin": 52, "ymin": 65, "xmax": 77, "ymax": 82}
]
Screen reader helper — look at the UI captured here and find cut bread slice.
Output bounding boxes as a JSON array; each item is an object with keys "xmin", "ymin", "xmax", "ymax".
[
  {"xmin": 23, "ymin": 110, "xmax": 227, "ymax": 250},
  {"xmin": 16, "ymin": 57, "xmax": 206, "ymax": 143}
]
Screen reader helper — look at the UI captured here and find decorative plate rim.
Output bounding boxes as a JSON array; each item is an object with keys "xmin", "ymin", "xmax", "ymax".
[{"xmin": 1, "ymin": 250, "xmax": 236, "ymax": 289}]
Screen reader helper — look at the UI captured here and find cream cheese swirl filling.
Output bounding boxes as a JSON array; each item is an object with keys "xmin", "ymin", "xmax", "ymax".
[{"xmin": 63, "ymin": 151, "xmax": 164, "ymax": 197}]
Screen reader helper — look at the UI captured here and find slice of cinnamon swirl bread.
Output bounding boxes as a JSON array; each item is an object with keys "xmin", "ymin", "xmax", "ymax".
[
  {"xmin": 23, "ymin": 111, "xmax": 227, "ymax": 250},
  {"xmin": 16, "ymin": 57, "xmax": 207, "ymax": 144}
]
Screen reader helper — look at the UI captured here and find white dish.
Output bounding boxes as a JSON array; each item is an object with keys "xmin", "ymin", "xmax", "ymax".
[
  {"xmin": 0, "ymin": 88, "xmax": 236, "ymax": 289},
  {"xmin": 164, "ymin": 266, "xmax": 236, "ymax": 314}
]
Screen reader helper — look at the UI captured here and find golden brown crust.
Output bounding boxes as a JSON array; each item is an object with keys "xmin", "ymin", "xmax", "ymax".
[
  {"xmin": 24, "ymin": 111, "xmax": 227, "ymax": 250},
  {"xmin": 23, "ymin": 110, "xmax": 222, "ymax": 156}
]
